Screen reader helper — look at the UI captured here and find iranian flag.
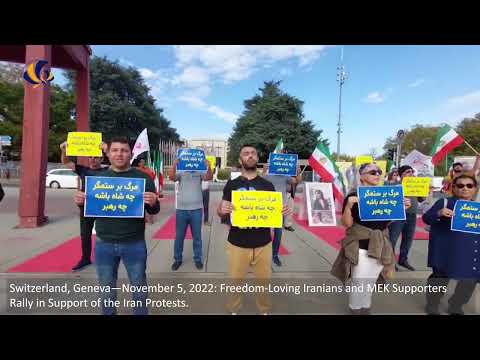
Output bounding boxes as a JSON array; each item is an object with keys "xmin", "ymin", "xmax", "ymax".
[
  {"xmin": 308, "ymin": 141, "xmax": 346, "ymax": 204},
  {"xmin": 430, "ymin": 125, "xmax": 464, "ymax": 165},
  {"xmin": 274, "ymin": 138, "xmax": 284, "ymax": 153},
  {"xmin": 151, "ymin": 150, "xmax": 163, "ymax": 193}
]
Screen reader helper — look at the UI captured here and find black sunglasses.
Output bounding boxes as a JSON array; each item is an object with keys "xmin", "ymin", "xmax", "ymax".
[
  {"xmin": 363, "ymin": 170, "xmax": 382, "ymax": 176},
  {"xmin": 453, "ymin": 169, "xmax": 462, "ymax": 173},
  {"xmin": 454, "ymin": 183, "xmax": 475, "ymax": 189}
]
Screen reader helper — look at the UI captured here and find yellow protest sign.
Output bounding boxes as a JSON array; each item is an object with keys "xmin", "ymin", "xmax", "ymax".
[
  {"xmin": 231, "ymin": 191, "xmax": 283, "ymax": 228},
  {"xmin": 355, "ymin": 155, "xmax": 373, "ymax": 167},
  {"xmin": 206, "ymin": 156, "xmax": 216, "ymax": 172},
  {"xmin": 67, "ymin": 132, "xmax": 102, "ymax": 157},
  {"xmin": 402, "ymin": 177, "xmax": 431, "ymax": 197},
  {"xmin": 374, "ymin": 160, "xmax": 387, "ymax": 185}
]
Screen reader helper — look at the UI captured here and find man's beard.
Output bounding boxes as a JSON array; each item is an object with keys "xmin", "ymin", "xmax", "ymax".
[{"xmin": 240, "ymin": 159, "xmax": 257, "ymax": 171}]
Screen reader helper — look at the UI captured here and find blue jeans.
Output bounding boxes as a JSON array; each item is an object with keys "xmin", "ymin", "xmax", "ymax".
[
  {"xmin": 388, "ymin": 213, "xmax": 417, "ymax": 263},
  {"xmin": 174, "ymin": 209, "xmax": 203, "ymax": 263},
  {"xmin": 95, "ymin": 239, "xmax": 148, "ymax": 315}
]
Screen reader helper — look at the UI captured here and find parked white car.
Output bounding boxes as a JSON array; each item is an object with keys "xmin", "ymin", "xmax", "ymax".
[{"xmin": 46, "ymin": 168, "xmax": 78, "ymax": 189}]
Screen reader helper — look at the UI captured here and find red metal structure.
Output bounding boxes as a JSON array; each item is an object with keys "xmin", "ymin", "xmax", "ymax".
[{"xmin": 0, "ymin": 45, "xmax": 92, "ymax": 228}]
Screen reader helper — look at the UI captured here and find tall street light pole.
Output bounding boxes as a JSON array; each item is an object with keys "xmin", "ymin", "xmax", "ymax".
[{"xmin": 336, "ymin": 47, "xmax": 348, "ymax": 161}]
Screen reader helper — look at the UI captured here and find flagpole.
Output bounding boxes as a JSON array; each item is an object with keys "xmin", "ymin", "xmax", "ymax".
[{"xmin": 463, "ymin": 140, "xmax": 480, "ymax": 156}]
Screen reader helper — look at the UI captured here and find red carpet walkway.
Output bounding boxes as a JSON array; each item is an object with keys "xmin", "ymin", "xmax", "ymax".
[{"xmin": 8, "ymin": 236, "xmax": 96, "ymax": 273}]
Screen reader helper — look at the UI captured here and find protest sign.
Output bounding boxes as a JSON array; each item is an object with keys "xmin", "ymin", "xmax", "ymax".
[
  {"xmin": 358, "ymin": 185, "xmax": 406, "ymax": 221},
  {"xmin": 402, "ymin": 150, "xmax": 434, "ymax": 177},
  {"xmin": 206, "ymin": 155, "xmax": 216, "ymax": 172},
  {"xmin": 374, "ymin": 160, "xmax": 387, "ymax": 185},
  {"xmin": 231, "ymin": 191, "xmax": 283, "ymax": 228},
  {"xmin": 84, "ymin": 176, "xmax": 145, "ymax": 218},
  {"xmin": 402, "ymin": 177, "xmax": 431, "ymax": 197},
  {"xmin": 451, "ymin": 200, "xmax": 480, "ymax": 234},
  {"xmin": 268, "ymin": 153, "xmax": 298, "ymax": 177},
  {"xmin": 66, "ymin": 132, "xmax": 102, "ymax": 157},
  {"xmin": 305, "ymin": 182, "xmax": 336, "ymax": 226},
  {"xmin": 454, "ymin": 156, "xmax": 477, "ymax": 171},
  {"xmin": 177, "ymin": 148, "xmax": 207, "ymax": 172},
  {"xmin": 355, "ymin": 155, "xmax": 373, "ymax": 167}
]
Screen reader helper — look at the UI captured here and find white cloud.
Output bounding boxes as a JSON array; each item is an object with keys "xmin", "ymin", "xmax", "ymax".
[
  {"xmin": 177, "ymin": 96, "xmax": 238, "ymax": 124},
  {"xmin": 138, "ymin": 67, "xmax": 175, "ymax": 107},
  {"xmin": 173, "ymin": 45, "xmax": 331, "ymax": 84},
  {"xmin": 206, "ymin": 105, "xmax": 238, "ymax": 124},
  {"xmin": 364, "ymin": 91, "xmax": 386, "ymax": 104},
  {"xmin": 446, "ymin": 90, "xmax": 480, "ymax": 108},
  {"xmin": 173, "ymin": 66, "xmax": 210, "ymax": 87},
  {"xmin": 139, "ymin": 45, "xmax": 333, "ymax": 124},
  {"xmin": 408, "ymin": 78, "xmax": 425, "ymax": 88}
]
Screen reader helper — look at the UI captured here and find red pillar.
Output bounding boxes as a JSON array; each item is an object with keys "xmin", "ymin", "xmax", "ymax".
[
  {"xmin": 17, "ymin": 45, "xmax": 52, "ymax": 228},
  {"xmin": 76, "ymin": 63, "xmax": 90, "ymax": 167},
  {"xmin": 76, "ymin": 64, "xmax": 90, "ymax": 132}
]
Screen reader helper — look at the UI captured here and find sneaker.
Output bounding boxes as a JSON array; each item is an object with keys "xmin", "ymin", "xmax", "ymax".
[
  {"xmin": 72, "ymin": 258, "xmax": 91, "ymax": 272},
  {"xmin": 195, "ymin": 261, "xmax": 204, "ymax": 270},
  {"xmin": 398, "ymin": 260, "xmax": 415, "ymax": 271},
  {"xmin": 284, "ymin": 226, "xmax": 295, "ymax": 232},
  {"xmin": 171, "ymin": 261, "xmax": 182, "ymax": 271},
  {"xmin": 273, "ymin": 256, "xmax": 282, "ymax": 267}
]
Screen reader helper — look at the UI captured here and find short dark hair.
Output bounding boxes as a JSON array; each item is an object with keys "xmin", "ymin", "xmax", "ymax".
[
  {"xmin": 453, "ymin": 174, "xmax": 477, "ymax": 187},
  {"xmin": 239, "ymin": 144, "xmax": 257, "ymax": 153},
  {"xmin": 452, "ymin": 162, "xmax": 463, "ymax": 168},
  {"xmin": 107, "ymin": 137, "xmax": 130, "ymax": 151},
  {"xmin": 398, "ymin": 165, "xmax": 414, "ymax": 177}
]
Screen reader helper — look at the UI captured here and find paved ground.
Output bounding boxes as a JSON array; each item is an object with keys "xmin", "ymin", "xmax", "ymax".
[{"xmin": 0, "ymin": 185, "xmax": 478, "ymax": 315}]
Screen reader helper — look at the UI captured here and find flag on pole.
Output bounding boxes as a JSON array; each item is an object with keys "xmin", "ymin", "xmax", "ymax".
[
  {"xmin": 274, "ymin": 138, "xmax": 284, "ymax": 153},
  {"xmin": 131, "ymin": 128, "xmax": 150, "ymax": 164},
  {"xmin": 430, "ymin": 125, "xmax": 464, "ymax": 166},
  {"xmin": 150, "ymin": 150, "xmax": 164, "ymax": 193},
  {"xmin": 308, "ymin": 140, "xmax": 346, "ymax": 204}
]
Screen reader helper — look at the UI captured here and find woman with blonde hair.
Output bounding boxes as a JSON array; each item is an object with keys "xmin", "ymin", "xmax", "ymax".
[{"xmin": 331, "ymin": 163, "xmax": 411, "ymax": 315}]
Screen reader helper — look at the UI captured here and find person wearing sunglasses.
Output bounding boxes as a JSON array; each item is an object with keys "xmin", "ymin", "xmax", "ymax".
[
  {"xmin": 332, "ymin": 163, "xmax": 411, "ymax": 315},
  {"xmin": 442, "ymin": 162, "xmax": 464, "ymax": 196},
  {"xmin": 388, "ymin": 165, "xmax": 422, "ymax": 271},
  {"xmin": 423, "ymin": 174, "xmax": 480, "ymax": 315},
  {"xmin": 60, "ymin": 140, "xmax": 107, "ymax": 271}
]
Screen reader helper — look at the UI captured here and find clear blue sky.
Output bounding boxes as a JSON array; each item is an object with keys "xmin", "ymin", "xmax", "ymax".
[{"xmin": 59, "ymin": 45, "xmax": 480, "ymax": 156}]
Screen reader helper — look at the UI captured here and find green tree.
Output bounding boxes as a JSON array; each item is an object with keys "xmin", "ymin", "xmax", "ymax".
[
  {"xmin": 452, "ymin": 114, "xmax": 480, "ymax": 156},
  {"xmin": 65, "ymin": 56, "xmax": 180, "ymax": 150},
  {"xmin": 0, "ymin": 77, "xmax": 24, "ymax": 159},
  {"xmin": 382, "ymin": 125, "xmax": 439, "ymax": 158},
  {"xmin": 227, "ymin": 81, "xmax": 328, "ymax": 165},
  {"xmin": 331, "ymin": 153, "xmax": 354, "ymax": 162}
]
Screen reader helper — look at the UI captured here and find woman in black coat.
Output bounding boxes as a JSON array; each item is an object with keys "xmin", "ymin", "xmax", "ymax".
[{"xmin": 423, "ymin": 174, "xmax": 480, "ymax": 315}]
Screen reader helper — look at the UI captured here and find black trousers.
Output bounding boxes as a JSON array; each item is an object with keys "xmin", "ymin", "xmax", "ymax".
[
  {"xmin": 426, "ymin": 268, "xmax": 478, "ymax": 311},
  {"xmin": 79, "ymin": 208, "xmax": 95, "ymax": 261},
  {"xmin": 202, "ymin": 189, "xmax": 210, "ymax": 223}
]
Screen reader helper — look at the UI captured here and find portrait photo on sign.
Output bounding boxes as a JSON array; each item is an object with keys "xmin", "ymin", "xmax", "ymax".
[{"xmin": 305, "ymin": 182, "xmax": 336, "ymax": 226}]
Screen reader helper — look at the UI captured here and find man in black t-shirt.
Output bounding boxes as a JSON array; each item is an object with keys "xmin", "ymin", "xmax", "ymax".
[
  {"xmin": 217, "ymin": 144, "xmax": 291, "ymax": 315},
  {"xmin": 60, "ymin": 141, "xmax": 107, "ymax": 271}
]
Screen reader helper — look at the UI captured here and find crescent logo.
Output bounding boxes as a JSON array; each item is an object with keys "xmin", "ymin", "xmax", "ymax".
[{"xmin": 23, "ymin": 60, "xmax": 54, "ymax": 88}]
